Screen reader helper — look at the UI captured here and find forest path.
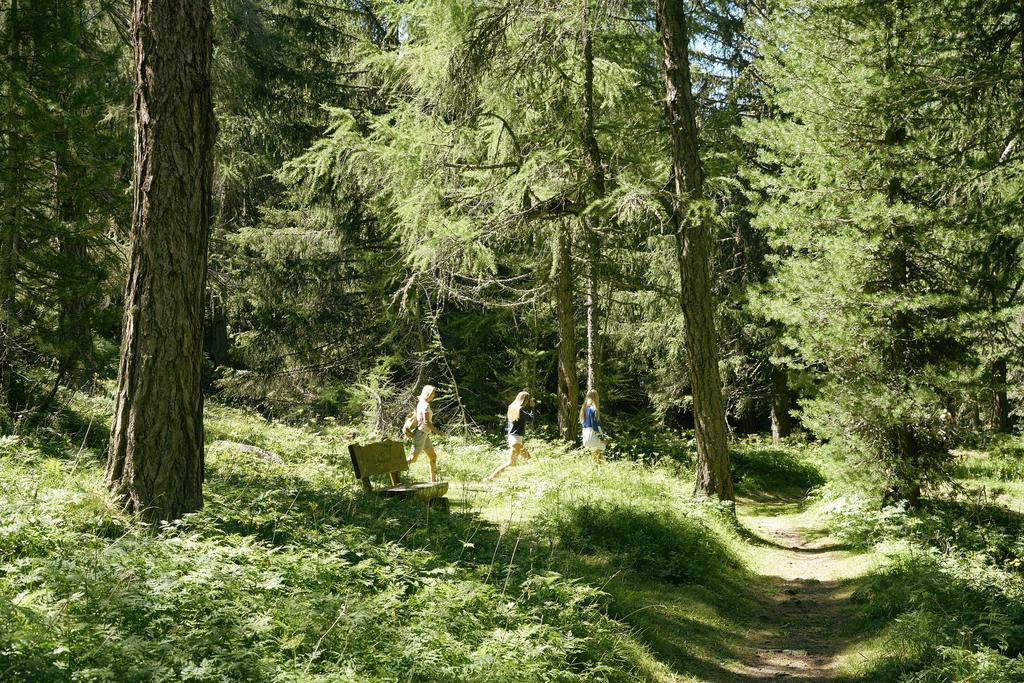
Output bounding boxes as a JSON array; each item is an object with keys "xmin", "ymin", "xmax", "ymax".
[{"xmin": 725, "ymin": 497, "xmax": 872, "ymax": 681}]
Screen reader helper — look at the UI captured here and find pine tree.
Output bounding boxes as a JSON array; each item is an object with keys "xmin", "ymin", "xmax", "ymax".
[
  {"xmin": 656, "ymin": 0, "xmax": 735, "ymax": 501},
  {"xmin": 748, "ymin": 0, "xmax": 1023, "ymax": 502},
  {"xmin": 106, "ymin": 0, "xmax": 215, "ymax": 521}
]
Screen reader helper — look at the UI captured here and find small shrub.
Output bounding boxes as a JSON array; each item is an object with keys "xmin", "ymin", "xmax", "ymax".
[
  {"xmin": 730, "ymin": 443, "xmax": 825, "ymax": 494},
  {"xmin": 539, "ymin": 500, "xmax": 737, "ymax": 585}
]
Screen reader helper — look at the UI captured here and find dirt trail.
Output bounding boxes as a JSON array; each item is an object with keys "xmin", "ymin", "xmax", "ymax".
[{"xmin": 727, "ymin": 500, "xmax": 872, "ymax": 681}]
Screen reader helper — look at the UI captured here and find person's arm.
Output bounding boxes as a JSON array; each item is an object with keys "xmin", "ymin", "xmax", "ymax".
[{"xmin": 426, "ymin": 408, "xmax": 444, "ymax": 437}]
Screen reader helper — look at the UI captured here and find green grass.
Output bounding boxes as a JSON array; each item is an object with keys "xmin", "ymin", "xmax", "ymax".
[
  {"xmin": 7, "ymin": 392, "xmax": 1024, "ymax": 681},
  {"xmin": 811, "ymin": 437, "xmax": 1024, "ymax": 681},
  {"xmin": 951, "ymin": 436, "xmax": 1024, "ymax": 504},
  {"xmin": 1, "ymin": 393, "xmax": 759, "ymax": 682}
]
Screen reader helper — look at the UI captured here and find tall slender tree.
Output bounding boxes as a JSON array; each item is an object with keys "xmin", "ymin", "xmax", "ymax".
[
  {"xmin": 555, "ymin": 219, "xmax": 580, "ymax": 440},
  {"xmin": 581, "ymin": 0, "xmax": 606, "ymax": 395},
  {"xmin": 0, "ymin": 0, "xmax": 22, "ymax": 414},
  {"xmin": 106, "ymin": 0, "xmax": 215, "ymax": 521},
  {"xmin": 655, "ymin": 0, "xmax": 734, "ymax": 501}
]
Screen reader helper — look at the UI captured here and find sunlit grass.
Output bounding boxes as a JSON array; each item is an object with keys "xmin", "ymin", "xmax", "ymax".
[
  {"xmin": 0, "ymin": 393, "xmax": 760, "ymax": 681},
  {"xmin": 7, "ymin": 391, "xmax": 1023, "ymax": 680}
]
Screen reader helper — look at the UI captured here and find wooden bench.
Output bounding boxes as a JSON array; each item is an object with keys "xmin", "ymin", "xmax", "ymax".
[{"xmin": 347, "ymin": 440, "xmax": 449, "ymax": 509}]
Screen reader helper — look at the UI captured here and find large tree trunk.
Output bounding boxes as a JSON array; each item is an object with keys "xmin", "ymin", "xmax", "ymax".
[
  {"xmin": 556, "ymin": 220, "xmax": 580, "ymax": 442},
  {"xmin": 989, "ymin": 356, "xmax": 1010, "ymax": 433},
  {"xmin": 655, "ymin": 0, "xmax": 734, "ymax": 501},
  {"xmin": 0, "ymin": 0, "xmax": 22, "ymax": 415},
  {"xmin": 769, "ymin": 363, "xmax": 791, "ymax": 446},
  {"xmin": 581, "ymin": 4, "xmax": 605, "ymax": 395},
  {"xmin": 106, "ymin": 0, "xmax": 215, "ymax": 522}
]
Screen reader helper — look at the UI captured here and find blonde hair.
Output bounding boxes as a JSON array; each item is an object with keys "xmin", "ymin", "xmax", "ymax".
[
  {"xmin": 419, "ymin": 385, "xmax": 436, "ymax": 402},
  {"xmin": 579, "ymin": 389, "xmax": 599, "ymax": 422},
  {"xmin": 507, "ymin": 391, "xmax": 530, "ymax": 421}
]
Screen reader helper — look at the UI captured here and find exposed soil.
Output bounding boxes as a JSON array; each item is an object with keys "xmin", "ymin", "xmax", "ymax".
[{"xmin": 727, "ymin": 500, "xmax": 871, "ymax": 681}]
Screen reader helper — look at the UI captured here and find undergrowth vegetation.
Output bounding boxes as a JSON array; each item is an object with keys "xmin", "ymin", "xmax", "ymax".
[
  {"xmin": 7, "ymin": 389, "xmax": 1024, "ymax": 681},
  {"xmin": 816, "ymin": 438, "xmax": 1024, "ymax": 681},
  {"xmin": 0, "ymin": 392, "xmax": 751, "ymax": 682}
]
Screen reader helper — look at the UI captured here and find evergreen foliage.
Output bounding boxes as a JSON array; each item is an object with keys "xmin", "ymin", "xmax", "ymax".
[
  {"xmin": 747, "ymin": 0, "xmax": 1024, "ymax": 502},
  {"xmin": 0, "ymin": 0, "xmax": 128, "ymax": 413},
  {"xmin": 0, "ymin": 0, "xmax": 1020, "ymax": 502},
  {"xmin": 2, "ymin": 0, "xmax": 1024, "ymax": 675}
]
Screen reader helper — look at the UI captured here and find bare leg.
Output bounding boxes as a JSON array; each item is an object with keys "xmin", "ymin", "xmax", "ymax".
[
  {"xmin": 407, "ymin": 444, "xmax": 419, "ymax": 465},
  {"xmin": 485, "ymin": 456, "xmax": 513, "ymax": 482},
  {"xmin": 425, "ymin": 446, "xmax": 438, "ymax": 482},
  {"xmin": 591, "ymin": 449, "xmax": 604, "ymax": 465},
  {"xmin": 485, "ymin": 444, "xmax": 522, "ymax": 482}
]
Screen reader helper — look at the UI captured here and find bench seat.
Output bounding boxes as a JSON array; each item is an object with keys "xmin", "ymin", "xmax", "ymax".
[{"xmin": 348, "ymin": 440, "xmax": 449, "ymax": 509}]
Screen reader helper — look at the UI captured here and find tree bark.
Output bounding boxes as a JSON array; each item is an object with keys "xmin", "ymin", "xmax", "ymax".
[
  {"xmin": 555, "ymin": 220, "xmax": 580, "ymax": 442},
  {"xmin": 989, "ymin": 356, "xmax": 1010, "ymax": 433},
  {"xmin": 0, "ymin": 165, "xmax": 16, "ymax": 415},
  {"xmin": 987, "ymin": 5, "xmax": 1024, "ymax": 435},
  {"xmin": 585, "ymin": 231, "xmax": 600, "ymax": 394},
  {"xmin": 581, "ymin": 3, "xmax": 605, "ymax": 395},
  {"xmin": 55, "ymin": 138, "xmax": 93, "ymax": 379},
  {"xmin": 56, "ymin": 236, "xmax": 92, "ymax": 373},
  {"xmin": 0, "ymin": 0, "xmax": 22, "ymax": 415},
  {"xmin": 655, "ymin": 0, "xmax": 734, "ymax": 501},
  {"xmin": 769, "ymin": 363, "xmax": 791, "ymax": 446},
  {"xmin": 106, "ymin": 0, "xmax": 215, "ymax": 522},
  {"xmin": 0, "ymin": 208, "xmax": 15, "ymax": 414}
]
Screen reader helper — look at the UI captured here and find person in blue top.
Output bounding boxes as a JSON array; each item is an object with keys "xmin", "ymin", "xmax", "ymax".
[
  {"xmin": 484, "ymin": 391, "xmax": 533, "ymax": 481},
  {"xmin": 580, "ymin": 389, "xmax": 606, "ymax": 464}
]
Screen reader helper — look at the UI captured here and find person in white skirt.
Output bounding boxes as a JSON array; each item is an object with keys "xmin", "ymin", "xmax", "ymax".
[
  {"xmin": 484, "ymin": 391, "xmax": 534, "ymax": 481},
  {"xmin": 579, "ymin": 389, "xmax": 606, "ymax": 464},
  {"xmin": 407, "ymin": 385, "xmax": 445, "ymax": 482}
]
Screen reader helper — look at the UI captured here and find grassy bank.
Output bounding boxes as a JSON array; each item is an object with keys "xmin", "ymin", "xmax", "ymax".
[
  {"xmin": 1, "ymin": 393, "xmax": 759, "ymax": 681},
  {"xmin": 5, "ymin": 390, "xmax": 1024, "ymax": 681},
  {"xmin": 813, "ymin": 439, "xmax": 1024, "ymax": 681}
]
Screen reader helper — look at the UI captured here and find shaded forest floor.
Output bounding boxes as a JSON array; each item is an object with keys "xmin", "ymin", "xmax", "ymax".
[
  {"xmin": 730, "ymin": 499, "xmax": 870, "ymax": 681},
  {"xmin": 3, "ymin": 392, "xmax": 1024, "ymax": 681},
  {"xmin": 453, "ymin": 475, "xmax": 879, "ymax": 682}
]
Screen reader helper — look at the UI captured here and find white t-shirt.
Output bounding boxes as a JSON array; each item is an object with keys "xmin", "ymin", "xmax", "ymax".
[{"xmin": 416, "ymin": 400, "xmax": 431, "ymax": 431}]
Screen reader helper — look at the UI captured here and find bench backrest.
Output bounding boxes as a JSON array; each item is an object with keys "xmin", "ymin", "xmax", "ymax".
[{"xmin": 348, "ymin": 440, "xmax": 407, "ymax": 481}]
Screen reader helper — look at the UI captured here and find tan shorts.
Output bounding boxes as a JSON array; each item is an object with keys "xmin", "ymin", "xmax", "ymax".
[
  {"xmin": 412, "ymin": 429, "xmax": 433, "ymax": 452},
  {"xmin": 507, "ymin": 434, "xmax": 524, "ymax": 448}
]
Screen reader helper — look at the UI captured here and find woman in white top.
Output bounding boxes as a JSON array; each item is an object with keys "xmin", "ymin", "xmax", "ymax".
[{"xmin": 407, "ymin": 384, "xmax": 444, "ymax": 482}]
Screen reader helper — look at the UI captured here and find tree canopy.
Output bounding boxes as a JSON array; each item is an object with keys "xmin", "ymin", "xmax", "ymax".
[{"xmin": 2, "ymin": 0, "xmax": 1022, "ymax": 504}]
